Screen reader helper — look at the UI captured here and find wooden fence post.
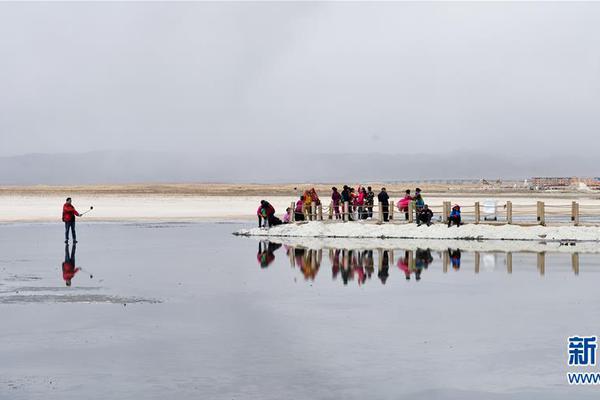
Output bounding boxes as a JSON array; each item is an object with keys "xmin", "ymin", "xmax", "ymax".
[
  {"xmin": 318, "ymin": 204, "xmax": 323, "ymax": 221},
  {"xmin": 328, "ymin": 202, "xmax": 334, "ymax": 220},
  {"xmin": 572, "ymin": 201, "xmax": 579, "ymax": 226},
  {"xmin": 474, "ymin": 251, "xmax": 480, "ymax": 274},
  {"xmin": 506, "ymin": 201, "xmax": 512, "ymax": 224},
  {"xmin": 506, "ymin": 252, "xmax": 513, "ymax": 274},
  {"xmin": 389, "ymin": 200, "xmax": 394, "ymax": 220},
  {"xmin": 291, "ymin": 202, "xmax": 295, "ymax": 222},
  {"xmin": 303, "ymin": 203, "xmax": 309, "ymax": 220},
  {"xmin": 408, "ymin": 250, "xmax": 414, "ymax": 271},
  {"xmin": 378, "ymin": 201, "xmax": 383, "ymax": 223},
  {"xmin": 537, "ymin": 201, "xmax": 545, "ymax": 226},
  {"xmin": 343, "ymin": 201, "xmax": 349, "ymax": 222},
  {"xmin": 408, "ymin": 201, "xmax": 414, "ymax": 223},
  {"xmin": 442, "ymin": 201, "xmax": 450, "ymax": 224},
  {"xmin": 311, "ymin": 203, "xmax": 316, "ymax": 221},
  {"xmin": 474, "ymin": 201, "xmax": 480, "ymax": 224}
]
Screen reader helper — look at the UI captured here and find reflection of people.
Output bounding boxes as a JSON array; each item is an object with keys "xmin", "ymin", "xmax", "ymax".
[
  {"xmin": 378, "ymin": 250, "xmax": 390, "ymax": 284},
  {"xmin": 300, "ymin": 249, "xmax": 321, "ymax": 280},
  {"xmin": 414, "ymin": 248, "xmax": 433, "ymax": 281},
  {"xmin": 363, "ymin": 250, "xmax": 374, "ymax": 279},
  {"xmin": 398, "ymin": 251, "xmax": 411, "ymax": 280},
  {"xmin": 62, "ymin": 197, "xmax": 80, "ymax": 243},
  {"xmin": 449, "ymin": 248, "xmax": 462, "ymax": 270},
  {"xmin": 330, "ymin": 249, "xmax": 341, "ymax": 279},
  {"xmin": 62, "ymin": 243, "xmax": 80, "ymax": 286},
  {"xmin": 257, "ymin": 241, "xmax": 282, "ymax": 268}
]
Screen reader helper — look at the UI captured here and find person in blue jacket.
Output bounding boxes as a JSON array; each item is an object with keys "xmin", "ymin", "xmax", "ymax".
[{"xmin": 448, "ymin": 204, "xmax": 461, "ymax": 227}]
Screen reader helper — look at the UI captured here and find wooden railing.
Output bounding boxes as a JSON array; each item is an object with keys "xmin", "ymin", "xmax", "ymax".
[{"xmin": 289, "ymin": 200, "xmax": 598, "ymax": 226}]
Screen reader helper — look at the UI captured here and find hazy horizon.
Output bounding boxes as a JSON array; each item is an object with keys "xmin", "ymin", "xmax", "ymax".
[
  {"xmin": 1, "ymin": 150, "xmax": 598, "ymax": 185},
  {"xmin": 2, "ymin": 2, "xmax": 600, "ymax": 182}
]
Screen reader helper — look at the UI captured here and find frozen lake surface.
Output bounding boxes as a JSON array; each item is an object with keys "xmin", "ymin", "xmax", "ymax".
[{"xmin": 1, "ymin": 222, "xmax": 599, "ymax": 399}]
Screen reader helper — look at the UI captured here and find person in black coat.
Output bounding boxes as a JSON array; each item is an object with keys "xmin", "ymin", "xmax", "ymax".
[
  {"xmin": 377, "ymin": 188, "xmax": 390, "ymax": 222},
  {"xmin": 417, "ymin": 204, "xmax": 434, "ymax": 226}
]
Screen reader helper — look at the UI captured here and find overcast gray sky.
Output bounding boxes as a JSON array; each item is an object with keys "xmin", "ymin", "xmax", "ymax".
[{"xmin": 1, "ymin": 1, "xmax": 600, "ymax": 158}]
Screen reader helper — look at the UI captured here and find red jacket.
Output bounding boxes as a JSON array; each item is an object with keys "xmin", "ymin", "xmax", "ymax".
[
  {"xmin": 62, "ymin": 203, "xmax": 80, "ymax": 222},
  {"xmin": 62, "ymin": 262, "xmax": 80, "ymax": 281}
]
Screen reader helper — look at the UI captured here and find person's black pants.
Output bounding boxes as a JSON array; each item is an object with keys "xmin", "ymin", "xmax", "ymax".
[
  {"xmin": 65, "ymin": 220, "xmax": 76, "ymax": 241},
  {"xmin": 448, "ymin": 216, "xmax": 461, "ymax": 227},
  {"xmin": 382, "ymin": 203, "xmax": 389, "ymax": 222},
  {"xmin": 417, "ymin": 215, "xmax": 432, "ymax": 225}
]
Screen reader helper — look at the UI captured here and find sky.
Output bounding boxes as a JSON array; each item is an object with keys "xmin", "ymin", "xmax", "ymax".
[{"xmin": 1, "ymin": 1, "xmax": 600, "ymax": 160}]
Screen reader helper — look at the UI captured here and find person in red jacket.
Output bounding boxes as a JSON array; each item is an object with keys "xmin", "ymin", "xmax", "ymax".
[
  {"xmin": 62, "ymin": 243, "xmax": 80, "ymax": 286},
  {"xmin": 62, "ymin": 197, "xmax": 80, "ymax": 243}
]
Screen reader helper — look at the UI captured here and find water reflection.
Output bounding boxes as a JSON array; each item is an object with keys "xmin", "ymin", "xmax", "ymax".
[
  {"xmin": 62, "ymin": 243, "xmax": 80, "ymax": 286},
  {"xmin": 254, "ymin": 242, "xmax": 591, "ymax": 284},
  {"xmin": 257, "ymin": 241, "xmax": 282, "ymax": 268}
]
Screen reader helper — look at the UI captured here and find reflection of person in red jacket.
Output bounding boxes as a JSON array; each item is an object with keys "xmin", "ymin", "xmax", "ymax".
[
  {"xmin": 62, "ymin": 197, "xmax": 80, "ymax": 243},
  {"xmin": 62, "ymin": 243, "xmax": 80, "ymax": 286}
]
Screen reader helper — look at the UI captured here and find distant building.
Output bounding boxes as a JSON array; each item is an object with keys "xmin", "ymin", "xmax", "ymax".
[{"xmin": 530, "ymin": 177, "xmax": 600, "ymax": 189}]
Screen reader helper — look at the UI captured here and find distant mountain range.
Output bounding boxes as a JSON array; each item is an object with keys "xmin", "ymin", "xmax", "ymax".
[{"xmin": 0, "ymin": 151, "xmax": 597, "ymax": 185}]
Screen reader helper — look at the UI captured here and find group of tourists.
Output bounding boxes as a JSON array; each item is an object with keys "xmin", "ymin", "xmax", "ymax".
[{"xmin": 257, "ymin": 186, "xmax": 463, "ymax": 228}]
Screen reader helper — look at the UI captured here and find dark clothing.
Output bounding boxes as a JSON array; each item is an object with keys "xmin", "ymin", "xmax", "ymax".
[
  {"xmin": 65, "ymin": 220, "xmax": 76, "ymax": 241},
  {"xmin": 366, "ymin": 191, "xmax": 375, "ymax": 218},
  {"xmin": 417, "ymin": 208, "xmax": 433, "ymax": 226},
  {"xmin": 381, "ymin": 203, "xmax": 389, "ymax": 222},
  {"xmin": 377, "ymin": 191, "xmax": 389, "ymax": 204},
  {"xmin": 448, "ymin": 215, "xmax": 461, "ymax": 227},
  {"xmin": 341, "ymin": 189, "xmax": 351, "ymax": 203},
  {"xmin": 377, "ymin": 191, "xmax": 389, "ymax": 222}
]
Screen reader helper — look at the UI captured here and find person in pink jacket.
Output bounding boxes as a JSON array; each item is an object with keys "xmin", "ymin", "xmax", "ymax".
[
  {"xmin": 397, "ymin": 189, "xmax": 413, "ymax": 221},
  {"xmin": 356, "ymin": 186, "xmax": 366, "ymax": 219}
]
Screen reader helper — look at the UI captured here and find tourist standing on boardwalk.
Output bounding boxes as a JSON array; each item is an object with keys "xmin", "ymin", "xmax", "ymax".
[
  {"xmin": 295, "ymin": 196, "xmax": 305, "ymax": 221},
  {"xmin": 341, "ymin": 186, "xmax": 352, "ymax": 221},
  {"xmin": 413, "ymin": 188, "xmax": 425, "ymax": 224},
  {"xmin": 303, "ymin": 190, "xmax": 312, "ymax": 216},
  {"xmin": 365, "ymin": 186, "xmax": 375, "ymax": 218},
  {"xmin": 62, "ymin": 197, "xmax": 80, "ymax": 243},
  {"xmin": 377, "ymin": 188, "xmax": 390, "ymax": 222},
  {"xmin": 356, "ymin": 187, "xmax": 366, "ymax": 219},
  {"xmin": 397, "ymin": 189, "xmax": 413, "ymax": 220},
  {"xmin": 331, "ymin": 187, "xmax": 341, "ymax": 219}
]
